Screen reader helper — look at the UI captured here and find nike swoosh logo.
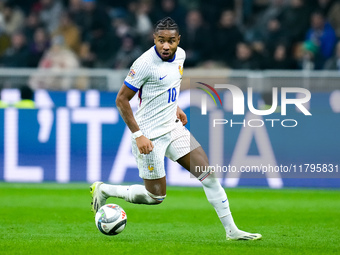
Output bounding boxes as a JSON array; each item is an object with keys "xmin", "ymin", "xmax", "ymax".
[
  {"xmin": 222, "ymin": 199, "xmax": 228, "ymax": 203},
  {"xmin": 159, "ymin": 75, "xmax": 167, "ymax": 80}
]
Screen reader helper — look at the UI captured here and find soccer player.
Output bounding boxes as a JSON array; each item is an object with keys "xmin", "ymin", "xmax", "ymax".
[{"xmin": 91, "ymin": 17, "xmax": 262, "ymax": 241}]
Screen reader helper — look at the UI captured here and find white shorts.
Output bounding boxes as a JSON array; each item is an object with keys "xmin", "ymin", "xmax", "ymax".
[{"xmin": 131, "ymin": 120, "xmax": 201, "ymax": 180}]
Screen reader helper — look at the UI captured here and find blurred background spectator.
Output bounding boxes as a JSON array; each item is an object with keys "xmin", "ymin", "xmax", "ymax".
[
  {"xmin": 29, "ymin": 35, "xmax": 80, "ymax": 89},
  {"xmin": 324, "ymin": 40, "xmax": 340, "ymax": 70},
  {"xmin": 152, "ymin": 0, "xmax": 186, "ymax": 28},
  {"xmin": 267, "ymin": 43, "xmax": 296, "ymax": 69},
  {"xmin": 180, "ymin": 9, "xmax": 211, "ymax": 67},
  {"xmin": 232, "ymin": 42, "xmax": 260, "ymax": 70},
  {"xmin": 0, "ymin": 31, "xmax": 10, "ymax": 57},
  {"xmin": 0, "ymin": 31, "xmax": 29, "ymax": 67},
  {"xmin": 77, "ymin": 0, "xmax": 117, "ymax": 67},
  {"xmin": 305, "ymin": 10, "xmax": 337, "ymax": 69},
  {"xmin": 23, "ymin": 11, "xmax": 43, "ymax": 42},
  {"xmin": 281, "ymin": 0, "xmax": 311, "ymax": 44},
  {"xmin": 38, "ymin": 0, "xmax": 63, "ymax": 33},
  {"xmin": 28, "ymin": 26, "xmax": 50, "ymax": 67},
  {"xmin": 110, "ymin": 35, "xmax": 142, "ymax": 69},
  {"xmin": 1, "ymin": 1, "xmax": 25, "ymax": 35},
  {"xmin": 328, "ymin": 0, "xmax": 340, "ymax": 38},
  {"xmin": 214, "ymin": 10, "xmax": 243, "ymax": 67},
  {"xmin": 0, "ymin": 0, "xmax": 337, "ymax": 70},
  {"xmin": 53, "ymin": 11, "xmax": 80, "ymax": 54}
]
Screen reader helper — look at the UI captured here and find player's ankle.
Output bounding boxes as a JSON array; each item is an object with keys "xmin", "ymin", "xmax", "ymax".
[
  {"xmin": 225, "ymin": 228, "xmax": 240, "ymax": 237},
  {"xmin": 99, "ymin": 183, "xmax": 113, "ymax": 198}
]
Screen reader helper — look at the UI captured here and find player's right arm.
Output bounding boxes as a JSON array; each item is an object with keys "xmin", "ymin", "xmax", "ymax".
[{"xmin": 116, "ymin": 84, "xmax": 154, "ymax": 154}]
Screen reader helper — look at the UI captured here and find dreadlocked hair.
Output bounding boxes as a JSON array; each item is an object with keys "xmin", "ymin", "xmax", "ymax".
[{"xmin": 154, "ymin": 17, "xmax": 179, "ymax": 34}]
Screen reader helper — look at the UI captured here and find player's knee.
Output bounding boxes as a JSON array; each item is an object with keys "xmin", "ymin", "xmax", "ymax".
[
  {"xmin": 200, "ymin": 172, "xmax": 219, "ymax": 188},
  {"xmin": 147, "ymin": 191, "xmax": 166, "ymax": 204}
]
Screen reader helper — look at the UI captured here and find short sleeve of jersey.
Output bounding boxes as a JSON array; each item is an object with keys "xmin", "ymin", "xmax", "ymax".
[{"xmin": 124, "ymin": 58, "xmax": 150, "ymax": 92}]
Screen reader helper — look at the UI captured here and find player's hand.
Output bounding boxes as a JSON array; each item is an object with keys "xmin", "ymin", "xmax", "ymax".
[
  {"xmin": 176, "ymin": 107, "xmax": 188, "ymax": 125},
  {"xmin": 136, "ymin": 136, "xmax": 154, "ymax": 154}
]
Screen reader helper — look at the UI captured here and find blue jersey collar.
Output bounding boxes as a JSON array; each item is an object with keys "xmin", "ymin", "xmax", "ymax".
[{"xmin": 154, "ymin": 45, "xmax": 176, "ymax": 62}]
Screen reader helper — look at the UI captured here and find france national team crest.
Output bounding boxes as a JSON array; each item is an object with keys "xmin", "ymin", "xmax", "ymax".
[
  {"xmin": 179, "ymin": 65, "xmax": 183, "ymax": 76},
  {"xmin": 128, "ymin": 69, "xmax": 136, "ymax": 78}
]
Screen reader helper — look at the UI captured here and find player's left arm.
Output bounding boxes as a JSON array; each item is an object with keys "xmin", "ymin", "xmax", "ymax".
[{"xmin": 176, "ymin": 106, "xmax": 187, "ymax": 125}]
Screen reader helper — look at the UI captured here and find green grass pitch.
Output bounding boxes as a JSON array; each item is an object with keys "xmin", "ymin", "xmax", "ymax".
[{"xmin": 0, "ymin": 183, "xmax": 339, "ymax": 255}]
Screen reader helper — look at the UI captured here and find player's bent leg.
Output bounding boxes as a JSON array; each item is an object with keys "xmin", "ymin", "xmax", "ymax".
[
  {"xmin": 94, "ymin": 177, "xmax": 166, "ymax": 206},
  {"xmin": 143, "ymin": 177, "xmax": 166, "ymax": 199},
  {"xmin": 200, "ymin": 173, "xmax": 262, "ymax": 241},
  {"xmin": 176, "ymin": 146, "xmax": 208, "ymax": 177},
  {"xmin": 177, "ymin": 147, "xmax": 262, "ymax": 241}
]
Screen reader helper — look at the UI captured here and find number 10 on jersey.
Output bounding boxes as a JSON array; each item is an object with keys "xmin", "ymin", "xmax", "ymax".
[{"xmin": 167, "ymin": 88, "xmax": 177, "ymax": 103}]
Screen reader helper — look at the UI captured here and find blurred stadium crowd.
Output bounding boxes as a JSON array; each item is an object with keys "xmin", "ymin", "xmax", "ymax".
[{"xmin": 0, "ymin": 0, "xmax": 339, "ymax": 71}]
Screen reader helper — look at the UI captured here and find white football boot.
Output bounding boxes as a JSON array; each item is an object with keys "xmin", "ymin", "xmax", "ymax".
[
  {"xmin": 90, "ymin": 181, "xmax": 107, "ymax": 215},
  {"xmin": 227, "ymin": 230, "xmax": 262, "ymax": 241}
]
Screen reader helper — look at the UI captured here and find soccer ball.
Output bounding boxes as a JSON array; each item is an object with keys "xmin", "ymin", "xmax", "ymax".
[{"xmin": 95, "ymin": 204, "xmax": 127, "ymax": 235}]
